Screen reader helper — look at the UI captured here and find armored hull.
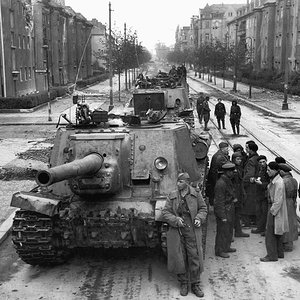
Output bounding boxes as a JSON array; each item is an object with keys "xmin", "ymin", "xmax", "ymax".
[{"xmin": 11, "ymin": 103, "xmax": 209, "ymax": 265}]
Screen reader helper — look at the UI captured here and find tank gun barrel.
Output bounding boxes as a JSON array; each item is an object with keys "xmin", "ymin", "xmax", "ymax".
[{"xmin": 36, "ymin": 153, "xmax": 104, "ymax": 187}]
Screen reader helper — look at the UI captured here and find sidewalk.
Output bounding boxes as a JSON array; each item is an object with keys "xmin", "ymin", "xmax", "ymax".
[{"xmin": 188, "ymin": 70, "xmax": 300, "ymax": 119}]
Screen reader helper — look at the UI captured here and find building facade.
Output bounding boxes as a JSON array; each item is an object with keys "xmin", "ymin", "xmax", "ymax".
[
  {"xmin": 0, "ymin": 0, "xmax": 95, "ymax": 98},
  {"xmin": 178, "ymin": 0, "xmax": 300, "ymax": 75},
  {"xmin": 90, "ymin": 19, "xmax": 107, "ymax": 72}
]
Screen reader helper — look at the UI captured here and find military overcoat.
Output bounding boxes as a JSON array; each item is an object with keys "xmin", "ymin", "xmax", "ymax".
[{"xmin": 162, "ymin": 186, "xmax": 207, "ymax": 274}]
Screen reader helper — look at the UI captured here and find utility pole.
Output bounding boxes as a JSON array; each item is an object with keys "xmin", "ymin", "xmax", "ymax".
[
  {"xmin": 108, "ymin": 2, "xmax": 113, "ymax": 111},
  {"xmin": 246, "ymin": 37, "xmax": 253, "ymax": 99},
  {"xmin": 233, "ymin": 21, "xmax": 238, "ymax": 92},
  {"xmin": 43, "ymin": 44, "xmax": 52, "ymax": 121},
  {"xmin": 124, "ymin": 23, "xmax": 128, "ymax": 91},
  {"xmin": 282, "ymin": 0, "xmax": 291, "ymax": 110},
  {"xmin": 0, "ymin": 0, "xmax": 7, "ymax": 97}
]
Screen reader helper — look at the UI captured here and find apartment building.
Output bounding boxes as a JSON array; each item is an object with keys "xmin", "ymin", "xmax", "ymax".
[{"xmin": 0, "ymin": 0, "xmax": 94, "ymax": 98}]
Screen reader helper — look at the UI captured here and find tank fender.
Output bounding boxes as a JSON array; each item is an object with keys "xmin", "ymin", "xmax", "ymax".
[{"xmin": 11, "ymin": 191, "xmax": 61, "ymax": 217}]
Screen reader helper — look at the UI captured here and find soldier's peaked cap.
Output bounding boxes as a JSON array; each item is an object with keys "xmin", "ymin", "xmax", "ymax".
[
  {"xmin": 219, "ymin": 142, "xmax": 229, "ymax": 149},
  {"xmin": 221, "ymin": 162, "xmax": 236, "ymax": 170},
  {"xmin": 278, "ymin": 163, "xmax": 292, "ymax": 172},
  {"xmin": 177, "ymin": 172, "xmax": 190, "ymax": 180}
]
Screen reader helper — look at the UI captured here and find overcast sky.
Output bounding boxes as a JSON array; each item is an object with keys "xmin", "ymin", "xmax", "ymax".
[{"xmin": 65, "ymin": 0, "xmax": 247, "ymax": 51}]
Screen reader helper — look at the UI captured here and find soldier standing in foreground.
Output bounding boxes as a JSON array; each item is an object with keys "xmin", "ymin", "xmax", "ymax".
[
  {"xmin": 162, "ymin": 173, "xmax": 207, "ymax": 298},
  {"xmin": 214, "ymin": 162, "xmax": 238, "ymax": 258}
]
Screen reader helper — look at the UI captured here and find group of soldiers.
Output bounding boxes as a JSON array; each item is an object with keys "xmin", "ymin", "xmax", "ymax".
[
  {"xmin": 160, "ymin": 139, "xmax": 299, "ymax": 297},
  {"xmin": 196, "ymin": 93, "xmax": 241, "ymax": 135},
  {"xmin": 208, "ymin": 141, "xmax": 299, "ymax": 261}
]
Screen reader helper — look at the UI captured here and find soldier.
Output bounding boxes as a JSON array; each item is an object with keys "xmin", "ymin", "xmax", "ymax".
[
  {"xmin": 260, "ymin": 162, "xmax": 289, "ymax": 262},
  {"xmin": 214, "ymin": 98, "xmax": 226, "ymax": 129},
  {"xmin": 214, "ymin": 162, "xmax": 238, "ymax": 258},
  {"xmin": 229, "ymin": 100, "xmax": 241, "ymax": 135},
  {"xmin": 196, "ymin": 93, "xmax": 204, "ymax": 124},
  {"xmin": 202, "ymin": 96, "xmax": 211, "ymax": 131},
  {"xmin": 278, "ymin": 163, "xmax": 298, "ymax": 252},
  {"xmin": 232, "ymin": 152, "xmax": 249, "ymax": 238},
  {"xmin": 206, "ymin": 142, "xmax": 230, "ymax": 206},
  {"xmin": 242, "ymin": 142, "xmax": 259, "ymax": 227},
  {"xmin": 162, "ymin": 172, "xmax": 207, "ymax": 298},
  {"xmin": 251, "ymin": 155, "xmax": 270, "ymax": 236}
]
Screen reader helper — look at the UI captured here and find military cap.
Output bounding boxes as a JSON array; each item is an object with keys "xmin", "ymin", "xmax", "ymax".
[
  {"xmin": 257, "ymin": 155, "xmax": 267, "ymax": 162},
  {"xmin": 177, "ymin": 172, "xmax": 190, "ymax": 181},
  {"xmin": 221, "ymin": 162, "xmax": 236, "ymax": 170},
  {"xmin": 219, "ymin": 142, "xmax": 229, "ymax": 149},
  {"xmin": 278, "ymin": 163, "xmax": 292, "ymax": 172},
  {"xmin": 275, "ymin": 156, "xmax": 286, "ymax": 164},
  {"xmin": 233, "ymin": 144, "xmax": 243, "ymax": 151},
  {"xmin": 268, "ymin": 161, "xmax": 279, "ymax": 170}
]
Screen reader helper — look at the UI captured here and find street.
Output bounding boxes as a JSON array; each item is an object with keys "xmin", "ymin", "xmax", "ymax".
[{"xmin": 0, "ymin": 76, "xmax": 300, "ymax": 299}]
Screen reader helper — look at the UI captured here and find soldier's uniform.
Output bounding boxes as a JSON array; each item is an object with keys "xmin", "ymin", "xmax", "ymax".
[
  {"xmin": 214, "ymin": 162, "xmax": 236, "ymax": 257},
  {"xmin": 162, "ymin": 173, "xmax": 207, "ymax": 298}
]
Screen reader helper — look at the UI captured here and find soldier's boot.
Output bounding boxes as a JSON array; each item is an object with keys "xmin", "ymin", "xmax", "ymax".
[
  {"xmin": 191, "ymin": 284, "xmax": 204, "ymax": 298},
  {"xmin": 237, "ymin": 126, "xmax": 240, "ymax": 135},
  {"xmin": 180, "ymin": 283, "xmax": 188, "ymax": 296}
]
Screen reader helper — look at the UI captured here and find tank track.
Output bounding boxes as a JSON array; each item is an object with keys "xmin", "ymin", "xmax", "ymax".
[{"xmin": 11, "ymin": 210, "xmax": 71, "ymax": 266}]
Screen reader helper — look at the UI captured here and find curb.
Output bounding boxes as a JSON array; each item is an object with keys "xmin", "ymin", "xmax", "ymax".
[
  {"xmin": 0, "ymin": 98, "xmax": 59, "ymax": 114},
  {"xmin": 0, "ymin": 209, "xmax": 17, "ymax": 245},
  {"xmin": 188, "ymin": 76, "xmax": 300, "ymax": 120}
]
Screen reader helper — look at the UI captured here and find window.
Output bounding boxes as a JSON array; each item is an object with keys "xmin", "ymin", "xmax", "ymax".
[
  {"xmin": 20, "ymin": 67, "xmax": 23, "ymax": 82},
  {"xmin": 12, "ymin": 49, "xmax": 16, "ymax": 69},
  {"xmin": 25, "ymin": 67, "xmax": 28, "ymax": 80},
  {"xmin": 18, "ymin": 34, "xmax": 21, "ymax": 48},
  {"xmin": 28, "ymin": 67, "xmax": 32, "ymax": 79},
  {"xmin": 27, "ymin": 36, "xmax": 30, "ymax": 49},
  {"xmin": 23, "ymin": 35, "xmax": 26, "ymax": 49},
  {"xmin": 11, "ymin": 32, "xmax": 15, "ymax": 46},
  {"xmin": 10, "ymin": 10, "xmax": 14, "ymax": 28}
]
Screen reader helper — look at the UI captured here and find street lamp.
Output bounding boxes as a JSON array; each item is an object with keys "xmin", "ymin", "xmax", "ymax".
[
  {"xmin": 246, "ymin": 37, "xmax": 253, "ymax": 98},
  {"xmin": 42, "ymin": 44, "xmax": 52, "ymax": 121},
  {"xmin": 282, "ymin": 0, "xmax": 291, "ymax": 110}
]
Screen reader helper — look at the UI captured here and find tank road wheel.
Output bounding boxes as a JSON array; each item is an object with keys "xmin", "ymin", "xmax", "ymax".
[
  {"xmin": 160, "ymin": 223, "xmax": 169, "ymax": 256},
  {"xmin": 11, "ymin": 210, "xmax": 71, "ymax": 266}
]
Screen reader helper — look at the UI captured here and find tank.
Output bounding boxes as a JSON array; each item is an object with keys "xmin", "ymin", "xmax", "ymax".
[
  {"xmin": 133, "ymin": 68, "xmax": 194, "ymax": 128},
  {"xmin": 10, "ymin": 94, "xmax": 210, "ymax": 266}
]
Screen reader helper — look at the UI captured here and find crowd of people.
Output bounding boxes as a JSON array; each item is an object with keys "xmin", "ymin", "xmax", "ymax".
[
  {"xmin": 208, "ymin": 141, "xmax": 299, "ymax": 262},
  {"xmin": 161, "ymin": 140, "xmax": 299, "ymax": 298}
]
